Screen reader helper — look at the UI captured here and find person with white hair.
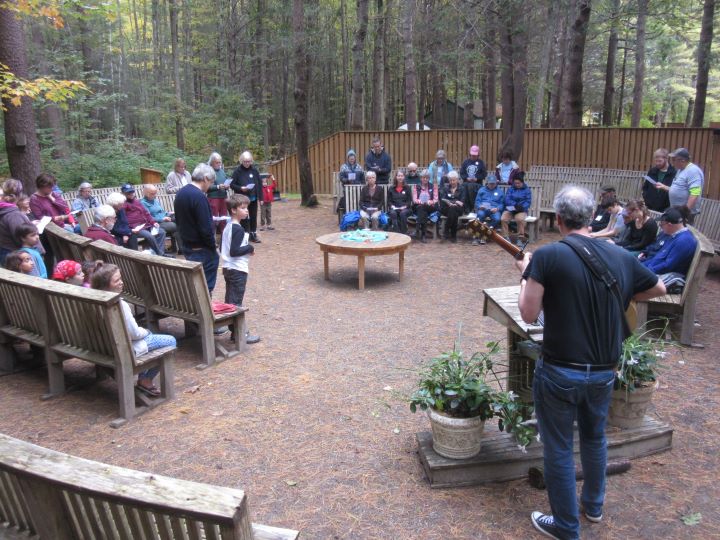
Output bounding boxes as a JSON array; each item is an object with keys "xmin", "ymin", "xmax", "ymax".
[
  {"xmin": 174, "ymin": 163, "xmax": 220, "ymax": 293},
  {"xmin": 206, "ymin": 152, "xmax": 229, "ymax": 233},
  {"xmin": 71, "ymin": 182, "xmax": 99, "ymax": 213},
  {"xmin": 166, "ymin": 158, "xmax": 192, "ymax": 194},
  {"xmin": 427, "ymin": 149, "xmax": 454, "ymax": 187},
  {"xmin": 230, "ymin": 151, "xmax": 262, "ymax": 243},
  {"xmin": 84, "ymin": 204, "xmax": 118, "ymax": 245}
]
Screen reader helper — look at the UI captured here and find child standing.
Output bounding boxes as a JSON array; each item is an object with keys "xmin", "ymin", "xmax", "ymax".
[
  {"xmin": 221, "ymin": 195, "xmax": 260, "ymax": 345},
  {"xmin": 259, "ymin": 174, "xmax": 276, "ymax": 231},
  {"xmin": 15, "ymin": 223, "xmax": 47, "ymax": 278}
]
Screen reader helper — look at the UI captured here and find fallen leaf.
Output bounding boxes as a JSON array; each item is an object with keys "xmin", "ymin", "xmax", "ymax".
[
  {"xmin": 184, "ymin": 385, "xmax": 201, "ymax": 394},
  {"xmin": 681, "ymin": 512, "xmax": 701, "ymax": 526},
  {"xmin": 393, "ymin": 428, "xmax": 400, "ymax": 434},
  {"xmin": 179, "ymin": 408, "xmax": 191, "ymax": 414},
  {"xmin": 285, "ymin": 480, "xmax": 297, "ymax": 486},
  {"xmin": 211, "ymin": 411, "xmax": 224, "ymax": 417},
  {"xmin": 383, "ymin": 386, "xmax": 392, "ymax": 391}
]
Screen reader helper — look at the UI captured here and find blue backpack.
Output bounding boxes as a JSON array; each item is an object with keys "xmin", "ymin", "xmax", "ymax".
[{"xmin": 340, "ymin": 211, "xmax": 361, "ymax": 231}]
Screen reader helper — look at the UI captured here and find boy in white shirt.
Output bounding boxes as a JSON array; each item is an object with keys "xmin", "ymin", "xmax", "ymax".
[{"xmin": 221, "ymin": 194, "xmax": 260, "ymax": 344}]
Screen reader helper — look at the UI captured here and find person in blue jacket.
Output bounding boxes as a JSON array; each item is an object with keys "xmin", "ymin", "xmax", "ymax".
[
  {"xmin": 475, "ymin": 176, "xmax": 504, "ymax": 233},
  {"xmin": 641, "ymin": 207, "xmax": 697, "ymax": 277},
  {"xmin": 500, "ymin": 174, "xmax": 532, "ymax": 244}
]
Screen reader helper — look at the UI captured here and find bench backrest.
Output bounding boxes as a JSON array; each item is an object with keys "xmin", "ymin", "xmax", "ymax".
[
  {"xmin": 0, "ymin": 271, "xmax": 48, "ymax": 347},
  {"xmin": 157, "ymin": 193, "xmax": 176, "ymax": 214},
  {"xmin": 88, "ymin": 239, "xmax": 212, "ymax": 324},
  {"xmin": 0, "ymin": 432, "xmax": 255, "ymax": 540},
  {"xmin": 692, "ymin": 197, "xmax": 720, "ymax": 250},
  {"xmin": 43, "ymin": 222, "xmax": 93, "ymax": 262},
  {"xmin": 680, "ymin": 226, "xmax": 715, "ymax": 304}
]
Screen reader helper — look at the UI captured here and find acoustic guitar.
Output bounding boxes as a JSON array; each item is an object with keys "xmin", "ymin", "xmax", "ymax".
[{"xmin": 468, "ymin": 218, "xmax": 638, "ymax": 331}]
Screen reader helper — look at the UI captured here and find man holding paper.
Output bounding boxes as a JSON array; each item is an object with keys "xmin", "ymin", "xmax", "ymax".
[
  {"xmin": 642, "ymin": 148, "xmax": 676, "ymax": 212},
  {"xmin": 230, "ymin": 151, "xmax": 263, "ymax": 243}
]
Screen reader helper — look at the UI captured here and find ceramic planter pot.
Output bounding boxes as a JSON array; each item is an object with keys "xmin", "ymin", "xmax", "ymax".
[
  {"xmin": 607, "ymin": 383, "xmax": 655, "ymax": 429},
  {"xmin": 427, "ymin": 408, "xmax": 485, "ymax": 459}
]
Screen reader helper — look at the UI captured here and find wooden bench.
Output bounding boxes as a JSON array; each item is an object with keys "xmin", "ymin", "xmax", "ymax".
[
  {"xmin": 0, "ymin": 269, "xmax": 175, "ymax": 427},
  {"xmin": 43, "ymin": 222, "xmax": 93, "ymax": 262},
  {"xmin": 692, "ymin": 197, "xmax": 720, "ymax": 253},
  {"xmin": 88, "ymin": 240, "xmax": 248, "ymax": 369},
  {"xmin": 635, "ymin": 227, "xmax": 715, "ymax": 347},
  {"xmin": 0, "ymin": 433, "xmax": 299, "ymax": 539}
]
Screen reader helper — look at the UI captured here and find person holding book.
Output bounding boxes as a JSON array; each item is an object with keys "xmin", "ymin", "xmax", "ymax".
[
  {"xmin": 359, "ymin": 171, "xmax": 384, "ymax": 230},
  {"xmin": 439, "ymin": 171, "xmax": 465, "ymax": 243}
]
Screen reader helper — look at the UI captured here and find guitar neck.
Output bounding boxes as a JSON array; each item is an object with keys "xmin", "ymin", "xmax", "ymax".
[{"xmin": 487, "ymin": 228, "xmax": 524, "ymax": 260}]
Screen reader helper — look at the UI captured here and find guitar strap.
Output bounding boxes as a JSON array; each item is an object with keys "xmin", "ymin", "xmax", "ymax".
[{"xmin": 560, "ymin": 234, "xmax": 632, "ymax": 340}]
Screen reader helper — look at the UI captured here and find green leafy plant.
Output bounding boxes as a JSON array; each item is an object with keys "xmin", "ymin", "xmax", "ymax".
[
  {"xmin": 615, "ymin": 322, "xmax": 669, "ymax": 393},
  {"xmin": 409, "ymin": 338, "xmax": 535, "ymax": 450}
]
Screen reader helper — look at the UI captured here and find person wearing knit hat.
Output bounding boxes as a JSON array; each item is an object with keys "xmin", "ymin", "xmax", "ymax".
[
  {"xmin": 52, "ymin": 260, "xmax": 85, "ymax": 285},
  {"xmin": 339, "ymin": 148, "xmax": 364, "ymax": 185}
]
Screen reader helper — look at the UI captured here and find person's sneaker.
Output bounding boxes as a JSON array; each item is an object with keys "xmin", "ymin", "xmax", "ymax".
[
  {"xmin": 214, "ymin": 326, "xmax": 229, "ymax": 336},
  {"xmin": 246, "ymin": 333, "xmax": 261, "ymax": 345},
  {"xmin": 530, "ymin": 512, "xmax": 563, "ymax": 540},
  {"xmin": 259, "ymin": 226, "xmax": 265, "ymax": 231},
  {"xmin": 583, "ymin": 509, "xmax": 602, "ymax": 523},
  {"xmin": 267, "ymin": 226, "xmax": 275, "ymax": 230},
  {"xmin": 480, "ymin": 238, "xmax": 487, "ymax": 245},
  {"xmin": 471, "ymin": 239, "xmax": 479, "ymax": 246}
]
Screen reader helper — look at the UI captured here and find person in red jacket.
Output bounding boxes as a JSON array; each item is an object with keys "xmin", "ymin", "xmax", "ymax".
[
  {"xmin": 259, "ymin": 174, "xmax": 277, "ymax": 231},
  {"xmin": 120, "ymin": 184, "xmax": 168, "ymax": 256}
]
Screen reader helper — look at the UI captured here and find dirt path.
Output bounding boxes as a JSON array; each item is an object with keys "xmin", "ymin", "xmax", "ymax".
[{"xmin": 1, "ymin": 196, "xmax": 718, "ymax": 539}]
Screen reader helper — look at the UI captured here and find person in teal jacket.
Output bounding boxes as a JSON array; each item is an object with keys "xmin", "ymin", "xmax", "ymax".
[
  {"xmin": 501, "ymin": 174, "xmax": 532, "ymax": 243},
  {"xmin": 427, "ymin": 150, "xmax": 454, "ymax": 186},
  {"xmin": 475, "ymin": 176, "xmax": 504, "ymax": 230}
]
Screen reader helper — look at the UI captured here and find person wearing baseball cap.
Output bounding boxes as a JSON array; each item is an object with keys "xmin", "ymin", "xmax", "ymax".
[
  {"xmin": 640, "ymin": 206, "xmax": 697, "ymax": 280},
  {"xmin": 460, "ymin": 145, "xmax": 487, "ymax": 210},
  {"xmin": 654, "ymin": 148, "xmax": 704, "ymax": 224}
]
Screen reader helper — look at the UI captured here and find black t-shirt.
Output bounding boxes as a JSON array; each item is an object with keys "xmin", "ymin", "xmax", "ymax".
[{"xmin": 523, "ymin": 235, "xmax": 658, "ymax": 365}]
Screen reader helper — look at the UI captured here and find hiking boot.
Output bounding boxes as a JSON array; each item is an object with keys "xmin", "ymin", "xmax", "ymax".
[{"xmin": 530, "ymin": 512, "xmax": 564, "ymax": 540}]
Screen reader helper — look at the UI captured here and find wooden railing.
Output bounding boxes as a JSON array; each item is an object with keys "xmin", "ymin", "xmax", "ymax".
[{"xmin": 266, "ymin": 128, "xmax": 720, "ymax": 198}]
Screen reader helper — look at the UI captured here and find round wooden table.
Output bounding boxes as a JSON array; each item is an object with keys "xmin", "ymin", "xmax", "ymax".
[{"xmin": 315, "ymin": 232, "xmax": 411, "ymax": 290}]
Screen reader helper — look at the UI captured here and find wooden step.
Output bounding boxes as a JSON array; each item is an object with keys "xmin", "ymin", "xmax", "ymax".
[{"xmin": 417, "ymin": 416, "xmax": 672, "ymax": 488}]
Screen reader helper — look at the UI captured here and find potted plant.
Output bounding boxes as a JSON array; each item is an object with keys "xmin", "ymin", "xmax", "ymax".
[
  {"xmin": 409, "ymin": 339, "xmax": 535, "ymax": 459},
  {"xmin": 608, "ymin": 324, "xmax": 667, "ymax": 429}
]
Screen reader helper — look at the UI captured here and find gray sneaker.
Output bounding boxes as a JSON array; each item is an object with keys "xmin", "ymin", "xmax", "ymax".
[
  {"xmin": 214, "ymin": 326, "xmax": 229, "ymax": 336},
  {"xmin": 246, "ymin": 333, "xmax": 261, "ymax": 345}
]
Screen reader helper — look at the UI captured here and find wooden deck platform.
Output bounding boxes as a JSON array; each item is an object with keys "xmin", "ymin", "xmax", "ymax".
[{"xmin": 417, "ymin": 416, "xmax": 673, "ymax": 488}]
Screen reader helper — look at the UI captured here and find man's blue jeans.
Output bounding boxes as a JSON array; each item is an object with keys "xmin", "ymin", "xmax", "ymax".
[
  {"xmin": 476, "ymin": 209, "xmax": 501, "ymax": 229},
  {"xmin": 533, "ymin": 359, "xmax": 615, "ymax": 540},
  {"xmin": 183, "ymin": 247, "xmax": 219, "ymax": 293}
]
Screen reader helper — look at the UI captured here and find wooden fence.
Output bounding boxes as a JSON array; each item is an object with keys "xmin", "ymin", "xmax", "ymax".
[{"xmin": 267, "ymin": 128, "xmax": 720, "ymax": 198}]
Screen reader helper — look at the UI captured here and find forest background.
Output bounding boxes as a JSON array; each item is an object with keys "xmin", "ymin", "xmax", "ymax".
[{"xmin": 0, "ymin": 0, "xmax": 716, "ymax": 193}]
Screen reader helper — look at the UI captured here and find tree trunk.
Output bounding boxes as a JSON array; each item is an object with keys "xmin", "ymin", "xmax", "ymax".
[
  {"xmin": 549, "ymin": 2, "xmax": 569, "ymax": 127},
  {"xmin": 562, "ymin": 0, "xmax": 591, "ymax": 127},
  {"xmin": 182, "ymin": 0, "xmax": 193, "ymax": 107},
  {"xmin": 616, "ymin": 38, "xmax": 628, "ymax": 124},
  {"xmin": 483, "ymin": 18, "xmax": 496, "ymax": 129},
  {"xmin": 293, "ymin": 0, "xmax": 316, "ymax": 207},
  {"xmin": 168, "ymin": 0, "xmax": 185, "ymax": 150},
  {"xmin": 691, "ymin": 0, "xmax": 715, "ymax": 127},
  {"xmin": 630, "ymin": 0, "xmax": 647, "ymax": 127},
  {"xmin": 498, "ymin": 2, "xmax": 528, "ymax": 160},
  {"xmin": 0, "ymin": 6, "xmax": 42, "ymax": 191},
  {"xmin": 602, "ymin": 0, "xmax": 620, "ymax": 125},
  {"xmin": 370, "ymin": 0, "xmax": 385, "ymax": 130},
  {"xmin": 402, "ymin": 0, "xmax": 417, "ymax": 130},
  {"xmin": 531, "ymin": 1, "xmax": 555, "ymax": 127},
  {"xmin": 349, "ymin": 0, "xmax": 370, "ymax": 130},
  {"xmin": 463, "ymin": 16, "xmax": 476, "ymax": 129}
]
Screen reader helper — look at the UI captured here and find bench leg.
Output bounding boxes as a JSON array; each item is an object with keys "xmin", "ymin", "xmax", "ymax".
[
  {"xmin": 196, "ymin": 324, "xmax": 216, "ymax": 370},
  {"xmin": 634, "ymin": 301, "xmax": 648, "ymax": 332},
  {"xmin": 0, "ymin": 343, "xmax": 15, "ymax": 373},
  {"xmin": 111, "ymin": 365, "xmax": 137, "ymax": 428},
  {"xmin": 160, "ymin": 353, "xmax": 176, "ymax": 399},
  {"xmin": 42, "ymin": 351, "xmax": 66, "ymax": 400},
  {"xmin": 679, "ymin": 303, "xmax": 701, "ymax": 348}
]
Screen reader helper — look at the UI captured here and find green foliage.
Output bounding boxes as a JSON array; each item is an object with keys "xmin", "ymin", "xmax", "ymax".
[
  {"xmin": 184, "ymin": 88, "xmax": 268, "ymax": 162},
  {"xmin": 39, "ymin": 138, "xmax": 204, "ymax": 191},
  {"xmin": 615, "ymin": 322, "xmax": 669, "ymax": 392},
  {"xmin": 408, "ymin": 337, "xmax": 535, "ymax": 450}
]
